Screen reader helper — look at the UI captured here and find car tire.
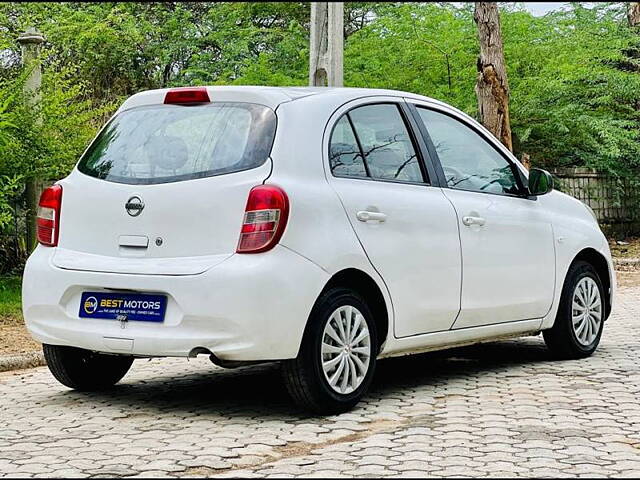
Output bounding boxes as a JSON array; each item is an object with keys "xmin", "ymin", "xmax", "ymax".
[
  {"xmin": 282, "ymin": 287, "xmax": 378, "ymax": 415},
  {"xmin": 543, "ymin": 260, "xmax": 605, "ymax": 359},
  {"xmin": 43, "ymin": 344, "xmax": 134, "ymax": 391}
]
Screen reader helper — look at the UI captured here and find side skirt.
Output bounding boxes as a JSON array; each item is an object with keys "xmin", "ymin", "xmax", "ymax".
[{"xmin": 378, "ymin": 318, "xmax": 542, "ymax": 359}]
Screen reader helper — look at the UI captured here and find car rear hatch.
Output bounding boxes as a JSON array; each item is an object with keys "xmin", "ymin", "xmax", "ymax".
[{"xmin": 53, "ymin": 90, "xmax": 278, "ymax": 275}]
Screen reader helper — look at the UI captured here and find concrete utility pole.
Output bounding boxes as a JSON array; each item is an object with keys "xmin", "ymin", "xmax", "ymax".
[
  {"xmin": 309, "ymin": 2, "xmax": 344, "ymax": 87},
  {"xmin": 17, "ymin": 27, "xmax": 45, "ymax": 250}
]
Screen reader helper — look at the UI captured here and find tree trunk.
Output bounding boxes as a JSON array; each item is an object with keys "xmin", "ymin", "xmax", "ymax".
[
  {"xmin": 628, "ymin": 2, "xmax": 640, "ymax": 27},
  {"xmin": 474, "ymin": 2, "xmax": 513, "ymax": 152}
]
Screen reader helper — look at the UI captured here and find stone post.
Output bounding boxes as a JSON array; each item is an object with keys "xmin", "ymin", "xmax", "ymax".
[
  {"xmin": 309, "ymin": 2, "xmax": 343, "ymax": 87},
  {"xmin": 17, "ymin": 27, "xmax": 45, "ymax": 250}
]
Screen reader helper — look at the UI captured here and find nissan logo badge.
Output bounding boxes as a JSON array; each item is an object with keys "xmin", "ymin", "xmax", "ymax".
[{"xmin": 125, "ymin": 196, "xmax": 145, "ymax": 217}]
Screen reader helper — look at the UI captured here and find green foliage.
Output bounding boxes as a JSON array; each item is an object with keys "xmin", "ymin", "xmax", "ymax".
[
  {"xmin": 0, "ymin": 62, "xmax": 107, "ymax": 229},
  {"xmin": 342, "ymin": 2, "xmax": 640, "ymax": 175},
  {"xmin": 504, "ymin": 3, "xmax": 640, "ymax": 174},
  {"xmin": 344, "ymin": 3, "xmax": 478, "ymax": 115},
  {"xmin": 0, "ymin": 276, "xmax": 21, "ymax": 321},
  {"xmin": 0, "ymin": 2, "xmax": 314, "ymax": 97},
  {"xmin": 0, "ymin": 84, "xmax": 20, "ymax": 229}
]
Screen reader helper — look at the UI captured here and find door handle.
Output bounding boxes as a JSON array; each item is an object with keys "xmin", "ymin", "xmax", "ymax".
[
  {"xmin": 356, "ymin": 211, "xmax": 387, "ymax": 223},
  {"xmin": 118, "ymin": 235, "xmax": 149, "ymax": 248},
  {"xmin": 462, "ymin": 215, "xmax": 486, "ymax": 227}
]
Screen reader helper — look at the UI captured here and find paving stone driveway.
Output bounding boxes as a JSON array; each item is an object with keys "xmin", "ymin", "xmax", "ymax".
[{"xmin": 1, "ymin": 287, "xmax": 640, "ymax": 478}]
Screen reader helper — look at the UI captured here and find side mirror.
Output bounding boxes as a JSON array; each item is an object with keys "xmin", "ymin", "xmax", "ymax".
[{"xmin": 528, "ymin": 168, "xmax": 553, "ymax": 196}]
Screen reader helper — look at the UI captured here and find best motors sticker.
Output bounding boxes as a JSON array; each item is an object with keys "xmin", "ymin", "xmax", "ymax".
[{"xmin": 79, "ymin": 292, "xmax": 167, "ymax": 322}]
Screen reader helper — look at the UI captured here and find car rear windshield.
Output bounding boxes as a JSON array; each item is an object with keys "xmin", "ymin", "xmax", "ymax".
[{"xmin": 77, "ymin": 102, "xmax": 277, "ymax": 184}]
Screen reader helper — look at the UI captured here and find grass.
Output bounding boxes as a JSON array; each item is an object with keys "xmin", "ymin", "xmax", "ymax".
[
  {"xmin": 0, "ymin": 276, "xmax": 40, "ymax": 355},
  {"xmin": 0, "ymin": 276, "xmax": 22, "ymax": 326}
]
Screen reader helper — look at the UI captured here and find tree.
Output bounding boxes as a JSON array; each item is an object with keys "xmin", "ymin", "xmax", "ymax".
[
  {"xmin": 629, "ymin": 2, "xmax": 640, "ymax": 27},
  {"xmin": 474, "ymin": 2, "xmax": 513, "ymax": 152}
]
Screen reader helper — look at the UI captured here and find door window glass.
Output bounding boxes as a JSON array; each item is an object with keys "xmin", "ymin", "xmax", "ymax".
[
  {"xmin": 329, "ymin": 116, "xmax": 367, "ymax": 178},
  {"xmin": 417, "ymin": 108, "xmax": 519, "ymax": 195},
  {"xmin": 349, "ymin": 104, "xmax": 422, "ymax": 182},
  {"xmin": 329, "ymin": 104, "xmax": 425, "ymax": 183}
]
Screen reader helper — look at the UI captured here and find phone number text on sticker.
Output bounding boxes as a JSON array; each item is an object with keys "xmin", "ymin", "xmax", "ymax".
[{"xmin": 79, "ymin": 292, "xmax": 167, "ymax": 322}]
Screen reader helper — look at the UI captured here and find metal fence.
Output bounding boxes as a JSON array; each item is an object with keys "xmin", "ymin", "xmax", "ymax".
[
  {"xmin": 0, "ymin": 200, "xmax": 29, "ymax": 275},
  {"xmin": 551, "ymin": 168, "xmax": 640, "ymax": 236}
]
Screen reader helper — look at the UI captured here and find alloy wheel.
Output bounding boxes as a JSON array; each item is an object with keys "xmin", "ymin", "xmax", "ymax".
[
  {"xmin": 572, "ymin": 276, "xmax": 602, "ymax": 347},
  {"xmin": 320, "ymin": 305, "xmax": 372, "ymax": 395}
]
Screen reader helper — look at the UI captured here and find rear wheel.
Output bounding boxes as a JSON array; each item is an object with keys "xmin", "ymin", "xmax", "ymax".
[
  {"xmin": 43, "ymin": 344, "xmax": 133, "ymax": 391},
  {"xmin": 543, "ymin": 261, "xmax": 605, "ymax": 359},
  {"xmin": 282, "ymin": 288, "xmax": 377, "ymax": 414}
]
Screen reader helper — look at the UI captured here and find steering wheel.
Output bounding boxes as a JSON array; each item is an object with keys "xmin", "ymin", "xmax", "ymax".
[{"xmin": 479, "ymin": 178, "xmax": 504, "ymax": 191}]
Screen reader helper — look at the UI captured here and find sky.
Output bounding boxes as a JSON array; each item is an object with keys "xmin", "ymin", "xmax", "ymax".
[
  {"xmin": 523, "ymin": 2, "xmax": 571, "ymax": 16},
  {"xmin": 450, "ymin": 2, "xmax": 584, "ymax": 17}
]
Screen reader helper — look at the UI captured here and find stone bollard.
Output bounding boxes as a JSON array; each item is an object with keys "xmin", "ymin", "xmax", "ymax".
[{"xmin": 17, "ymin": 27, "xmax": 45, "ymax": 251}]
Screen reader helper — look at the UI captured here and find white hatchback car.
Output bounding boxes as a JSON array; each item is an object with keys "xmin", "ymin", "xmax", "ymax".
[{"xmin": 23, "ymin": 86, "xmax": 614, "ymax": 413}]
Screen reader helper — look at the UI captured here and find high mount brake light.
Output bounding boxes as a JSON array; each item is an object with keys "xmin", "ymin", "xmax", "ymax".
[
  {"xmin": 164, "ymin": 87, "xmax": 210, "ymax": 105},
  {"xmin": 37, "ymin": 184, "xmax": 62, "ymax": 247},
  {"xmin": 237, "ymin": 185, "xmax": 289, "ymax": 253}
]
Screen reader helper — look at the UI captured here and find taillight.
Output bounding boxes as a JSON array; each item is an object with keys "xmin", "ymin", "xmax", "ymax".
[
  {"xmin": 237, "ymin": 185, "xmax": 289, "ymax": 253},
  {"xmin": 164, "ymin": 87, "xmax": 210, "ymax": 105},
  {"xmin": 37, "ymin": 184, "xmax": 62, "ymax": 247}
]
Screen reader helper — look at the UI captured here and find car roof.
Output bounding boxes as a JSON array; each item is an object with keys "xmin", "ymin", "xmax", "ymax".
[{"xmin": 117, "ymin": 85, "xmax": 443, "ymax": 113}]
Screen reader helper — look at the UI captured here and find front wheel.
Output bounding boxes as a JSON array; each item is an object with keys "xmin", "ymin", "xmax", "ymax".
[
  {"xmin": 43, "ymin": 344, "xmax": 134, "ymax": 391},
  {"xmin": 282, "ymin": 288, "xmax": 378, "ymax": 414},
  {"xmin": 543, "ymin": 260, "xmax": 605, "ymax": 359}
]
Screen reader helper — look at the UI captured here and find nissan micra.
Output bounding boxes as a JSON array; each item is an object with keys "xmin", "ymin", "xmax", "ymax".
[{"xmin": 23, "ymin": 86, "xmax": 615, "ymax": 414}]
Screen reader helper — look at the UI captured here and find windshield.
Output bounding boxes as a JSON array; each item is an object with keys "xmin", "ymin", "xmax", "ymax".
[{"xmin": 77, "ymin": 102, "xmax": 276, "ymax": 185}]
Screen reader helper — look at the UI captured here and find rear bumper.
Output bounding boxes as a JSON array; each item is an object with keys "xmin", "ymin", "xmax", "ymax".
[{"xmin": 23, "ymin": 245, "xmax": 328, "ymax": 361}]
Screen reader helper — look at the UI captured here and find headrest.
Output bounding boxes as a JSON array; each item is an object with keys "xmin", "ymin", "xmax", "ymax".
[{"xmin": 145, "ymin": 135, "xmax": 189, "ymax": 172}]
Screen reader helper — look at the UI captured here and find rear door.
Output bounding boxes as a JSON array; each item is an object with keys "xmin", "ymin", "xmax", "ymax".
[
  {"xmin": 326, "ymin": 99, "xmax": 462, "ymax": 337},
  {"xmin": 56, "ymin": 101, "xmax": 277, "ymax": 274},
  {"xmin": 411, "ymin": 103, "xmax": 555, "ymax": 328}
]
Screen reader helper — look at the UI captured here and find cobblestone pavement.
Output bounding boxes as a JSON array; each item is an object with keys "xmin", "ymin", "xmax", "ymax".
[{"xmin": 2, "ymin": 287, "xmax": 640, "ymax": 478}]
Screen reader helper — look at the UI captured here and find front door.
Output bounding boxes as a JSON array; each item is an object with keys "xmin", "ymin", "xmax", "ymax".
[
  {"xmin": 413, "ymin": 105, "xmax": 555, "ymax": 329},
  {"xmin": 326, "ymin": 100, "xmax": 462, "ymax": 337}
]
